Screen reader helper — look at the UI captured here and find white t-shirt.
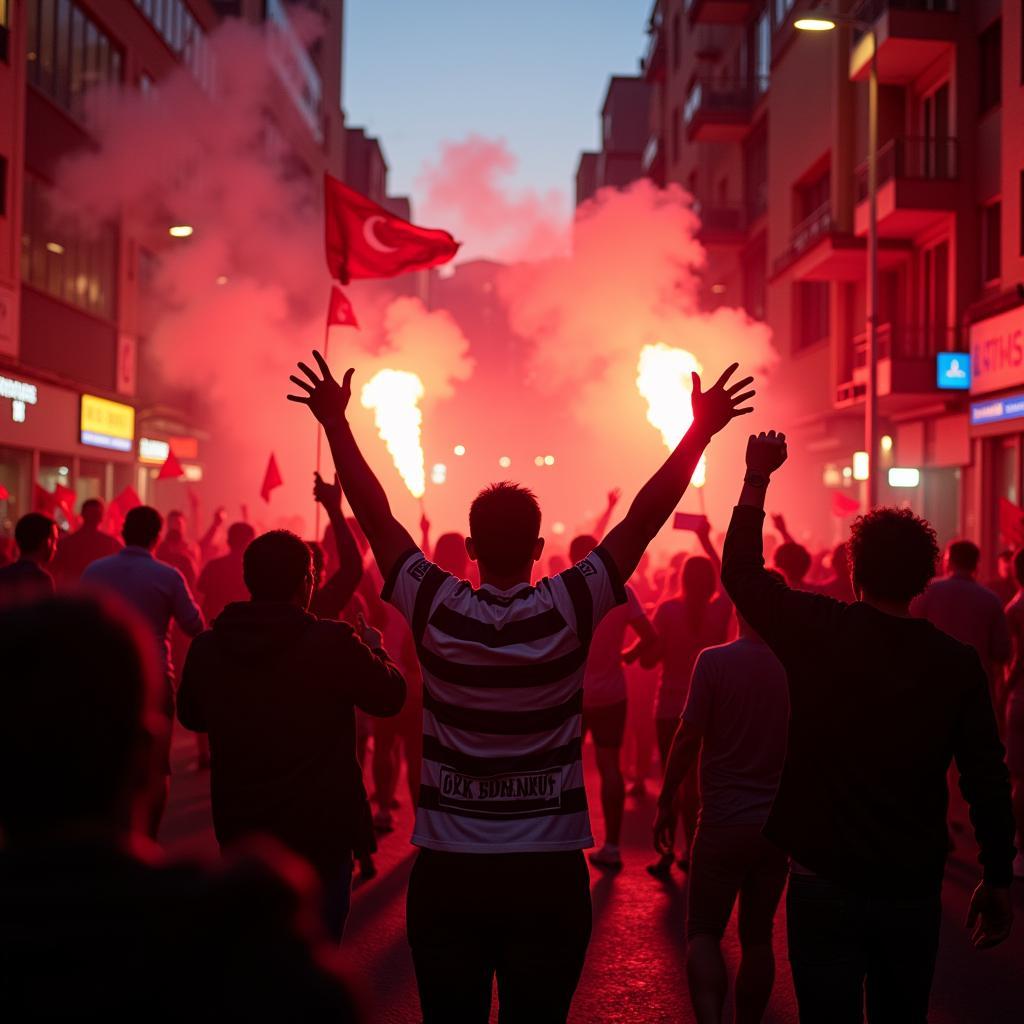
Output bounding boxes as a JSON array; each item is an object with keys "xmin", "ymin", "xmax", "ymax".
[
  {"xmin": 383, "ymin": 546, "xmax": 626, "ymax": 853},
  {"xmin": 583, "ymin": 585, "xmax": 643, "ymax": 708}
]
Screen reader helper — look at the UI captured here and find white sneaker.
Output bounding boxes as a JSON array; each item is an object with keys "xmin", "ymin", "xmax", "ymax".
[
  {"xmin": 1014, "ymin": 852, "xmax": 1024, "ymax": 879},
  {"xmin": 373, "ymin": 808, "xmax": 394, "ymax": 833},
  {"xmin": 589, "ymin": 844, "xmax": 623, "ymax": 869}
]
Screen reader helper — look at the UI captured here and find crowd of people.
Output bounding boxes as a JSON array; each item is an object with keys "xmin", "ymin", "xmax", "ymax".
[{"xmin": 0, "ymin": 352, "xmax": 1018, "ymax": 1022}]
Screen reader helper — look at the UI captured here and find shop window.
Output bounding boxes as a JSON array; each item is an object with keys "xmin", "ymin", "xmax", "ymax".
[
  {"xmin": 25, "ymin": 0, "xmax": 123, "ymax": 123},
  {"xmin": 981, "ymin": 200, "xmax": 1001, "ymax": 285},
  {"xmin": 794, "ymin": 282, "xmax": 830, "ymax": 351},
  {"xmin": 37, "ymin": 453, "xmax": 74, "ymax": 529},
  {"xmin": 0, "ymin": 445, "xmax": 31, "ymax": 530},
  {"xmin": 21, "ymin": 174, "xmax": 118, "ymax": 320},
  {"xmin": 979, "ymin": 20, "xmax": 1002, "ymax": 114}
]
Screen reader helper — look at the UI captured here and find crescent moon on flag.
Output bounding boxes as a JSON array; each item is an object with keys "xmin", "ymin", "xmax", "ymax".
[{"xmin": 363, "ymin": 215, "xmax": 399, "ymax": 253}]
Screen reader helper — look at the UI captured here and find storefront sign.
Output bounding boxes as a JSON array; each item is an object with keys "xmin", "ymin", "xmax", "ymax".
[
  {"xmin": 970, "ymin": 392, "xmax": 1024, "ymax": 427},
  {"xmin": 168, "ymin": 435, "xmax": 199, "ymax": 460},
  {"xmin": 969, "ymin": 305, "xmax": 1024, "ymax": 395},
  {"xmin": 936, "ymin": 352, "xmax": 970, "ymax": 390},
  {"xmin": 0, "ymin": 374, "xmax": 38, "ymax": 424},
  {"xmin": 81, "ymin": 394, "xmax": 135, "ymax": 452},
  {"xmin": 138, "ymin": 437, "xmax": 170, "ymax": 464}
]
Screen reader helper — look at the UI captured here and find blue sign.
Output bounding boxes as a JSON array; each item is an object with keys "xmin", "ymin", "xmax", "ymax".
[
  {"xmin": 937, "ymin": 352, "xmax": 970, "ymax": 390},
  {"xmin": 970, "ymin": 392, "xmax": 1024, "ymax": 427}
]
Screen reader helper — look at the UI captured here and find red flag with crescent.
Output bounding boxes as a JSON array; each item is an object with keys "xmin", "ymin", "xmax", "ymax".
[
  {"xmin": 324, "ymin": 173, "xmax": 459, "ymax": 284},
  {"xmin": 327, "ymin": 281, "xmax": 359, "ymax": 328}
]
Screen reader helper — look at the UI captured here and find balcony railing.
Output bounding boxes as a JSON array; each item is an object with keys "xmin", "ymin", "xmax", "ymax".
[
  {"xmin": 683, "ymin": 74, "xmax": 768, "ymax": 126},
  {"xmin": 852, "ymin": 0, "xmax": 958, "ymax": 43},
  {"xmin": 849, "ymin": 323, "xmax": 960, "ymax": 367},
  {"xmin": 854, "ymin": 136, "xmax": 958, "ymax": 203},
  {"xmin": 772, "ymin": 201, "xmax": 835, "ymax": 276}
]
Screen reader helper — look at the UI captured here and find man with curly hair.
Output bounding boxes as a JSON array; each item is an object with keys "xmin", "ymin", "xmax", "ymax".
[{"xmin": 721, "ymin": 430, "xmax": 1015, "ymax": 1024}]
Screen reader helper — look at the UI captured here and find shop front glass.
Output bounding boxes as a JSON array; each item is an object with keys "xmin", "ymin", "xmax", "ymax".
[
  {"xmin": 0, "ymin": 446, "xmax": 32, "ymax": 542},
  {"xmin": 38, "ymin": 452, "xmax": 75, "ymax": 530}
]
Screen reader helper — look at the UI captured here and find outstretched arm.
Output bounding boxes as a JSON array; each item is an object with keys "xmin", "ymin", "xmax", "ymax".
[
  {"xmin": 601, "ymin": 365, "xmax": 755, "ymax": 582},
  {"xmin": 313, "ymin": 472, "xmax": 364, "ymax": 617},
  {"xmin": 288, "ymin": 352, "xmax": 416, "ymax": 580}
]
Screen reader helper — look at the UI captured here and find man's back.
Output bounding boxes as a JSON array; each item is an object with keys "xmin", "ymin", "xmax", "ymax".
[
  {"xmin": 52, "ymin": 527, "xmax": 121, "ymax": 584},
  {"xmin": 178, "ymin": 601, "xmax": 404, "ymax": 874},
  {"xmin": 914, "ymin": 574, "xmax": 1010, "ymax": 674},
  {"xmin": 382, "ymin": 547, "xmax": 625, "ymax": 853},
  {"xmin": 0, "ymin": 560, "xmax": 54, "ymax": 604},
  {"xmin": 197, "ymin": 552, "xmax": 247, "ymax": 622},
  {"xmin": 683, "ymin": 637, "xmax": 788, "ymax": 827},
  {"xmin": 0, "ymin": 842, "xmax": 359, "ymax": 1017}
]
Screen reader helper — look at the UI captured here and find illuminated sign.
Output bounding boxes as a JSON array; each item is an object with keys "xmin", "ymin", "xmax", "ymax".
[
  {"xmin": 888, "ymin": 467, "xmax": 921, "ymax": 488},
  {"xmin": 168, "ymin": 435, "xmax": 199, "ymax": 460},
  {"xmin": 969, "ymin": 305, "xmax": 1024, "ymax": 394},
  {"xmin": 139, "ymin": 437, "xmax": 170, "ymax": 465},
  {"xmin": 937, "ymin": 352, "xmax": 970, "ymax": 390},
  {"xmin": 81, "ymin": 394, "xmax": 135, "ymax": 452},
  {"xmin": 970, "ymin": 392, "xmax": 1024, "ymax": 427},
  {"xmin": 1, "ymin": 374, "xmax": 37, "ymax": 424}
]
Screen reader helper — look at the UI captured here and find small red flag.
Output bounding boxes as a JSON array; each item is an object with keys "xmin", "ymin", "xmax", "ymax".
[
  {"xmin": 998, "ymin": 498, "xmax": 1024, "ymax": 547},
  {"xmin": 110, "ymin": 486, "xmax": 141, "ymax": 516},
  {"xmin": 157, "ymin": 448, "xmax": 185, "ymax": 480},
  {"xmin": 327, "ymin": 281, "xmax": 359, "ymax": 328},
  {"xmin": 261, "ymin": 454, "xmax": 283, "ymax": 503},
  {"xmin": 0, "ymin": 484, "xmax": 9, "ymax": 501},
  {"xmin": 324, "ymin": 173, "xmax": 459, "ymax": 284},
  {"xmin": 53, "ymin": 483, "xmax": 77, "ymax": 518},
  {"xmin": 831, "ymin": 491, "xmax": 861, "ymax": 518}
]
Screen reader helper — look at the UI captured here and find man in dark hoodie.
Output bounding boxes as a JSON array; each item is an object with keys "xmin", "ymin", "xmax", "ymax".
[
  {"xmin": 722, "ymin": 430, "xmax": 1015, "ymax": 1023},
  {"xmin": 177, "ymin": 529, "xmax": 406, "ymax": 940}
]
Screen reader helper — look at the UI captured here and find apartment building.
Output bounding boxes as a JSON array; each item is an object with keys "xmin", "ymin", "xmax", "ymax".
[
  {"xmin": 0, "ymin": 0, "xmax": 346, "ymax": 528},
  {"xmin": 643, "ymin": 0, "xmax": 1024, "ymax": 559}
]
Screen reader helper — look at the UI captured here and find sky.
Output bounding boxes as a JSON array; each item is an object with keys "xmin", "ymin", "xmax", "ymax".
[{"xmin": 343, "ymin": 0, "xmax": 652, "ymax": 219}]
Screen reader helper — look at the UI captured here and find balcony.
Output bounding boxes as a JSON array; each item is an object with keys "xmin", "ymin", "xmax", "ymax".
[
  {"xmin": 853, "ymin": 136, "xmax": 957, "ymax": 238},
  {"xmin": 684, "ymin": 0, "xmax": 755, "ymax": 24},
  {"xmin": 849, "ymin": 0, "xmax": 959, "ymax": 85},
  {"xmin": 835, "ymin": 323, "xmax": 961, "ymax": 407},
  {"xmin": 642, "ymin": 135, "xmax": 666, "ymax": 187},
  {"xmin": 694, "ymin": 202, "xmax": 747, "ymax": 246},
  {"xmin": 683, "ymin": 75, "xmax": 767, "ymax": 143}
]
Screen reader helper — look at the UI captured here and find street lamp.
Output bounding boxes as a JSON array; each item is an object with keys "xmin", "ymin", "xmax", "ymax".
[{"xmin": 796, "ymin": 7, "xmax": 880, "ymax": 508}]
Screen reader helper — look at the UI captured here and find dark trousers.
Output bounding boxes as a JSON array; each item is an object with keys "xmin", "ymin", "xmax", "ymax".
[
  {"xmin": 786, "ymin": 873, "xmax": 941, "ymax": 1024},
  {"xmin": 407, "ymin": 849, "xmax": 592, "ymax": 1024},
  {"xmin": 322, "ymin": 858, "xmax": 354, "ymax": 943}
]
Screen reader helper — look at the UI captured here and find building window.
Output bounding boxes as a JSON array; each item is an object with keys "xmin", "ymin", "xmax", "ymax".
[
  {"xmin": 25, "ymin": 0, "xmax": 123, "ymax": 122},
  {"xmin": 981, "ymin": 200, "xmax": 1001, "ymax": 284},
  {"xmin": 755, "ymin": 10, "xmax": 771, "ymax": 92},
  {"xmin": 795, "ymin": 281, "xmax": 830, "ymax": 351},
  {"xmin": 132, "ymin": 0, "xmax": 213, "ymax": 91},
  {"xmin": 979, "ymin": 20, "xmax": 1002, "ymax": 114},
  {"xmin": 671, "ymin": 12, "xmax": 681, "ymax": 73},
  {"xmin": 21, "ymin": 174, "xmax": 118, "ymax": 320}
]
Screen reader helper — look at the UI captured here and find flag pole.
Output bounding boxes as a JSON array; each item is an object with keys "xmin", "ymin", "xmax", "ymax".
[{"xmin": 315, "ymin": 319, "xmax": 329, "ymax": 542}]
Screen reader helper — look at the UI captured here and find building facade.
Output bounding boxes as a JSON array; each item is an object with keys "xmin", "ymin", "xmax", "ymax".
[
  {"xmin": 641, "ymin": 0, "xmax": 1024, "ymax": 562},
  {"xmin": 0, "ymin": 0, "xmax": 346, "ymax": 534}
]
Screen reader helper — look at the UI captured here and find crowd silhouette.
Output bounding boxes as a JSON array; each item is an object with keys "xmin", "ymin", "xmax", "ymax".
[{"xmin": 0, "ymin": 354, "xmax": 1017, "ymax": 1022}]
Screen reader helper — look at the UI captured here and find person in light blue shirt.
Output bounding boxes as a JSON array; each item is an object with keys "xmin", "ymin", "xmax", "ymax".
[{"xmin": 84, "ymin": 505, "xmax": 203, "ymax": 833}]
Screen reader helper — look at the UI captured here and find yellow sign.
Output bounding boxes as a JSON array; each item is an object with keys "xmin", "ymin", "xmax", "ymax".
[{"xmin": 81, "ymin": 394, "xmax": 135, "ymax": 452}]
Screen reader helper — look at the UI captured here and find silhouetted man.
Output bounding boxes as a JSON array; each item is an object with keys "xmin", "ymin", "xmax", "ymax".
[
  {"xmin": 83, "ymin": 505, "xmax": 204, "ymax": 829},
  {"xmin": 722, "ymin": 430, "xmax": 1015, "ymax": 1023},
  {"xmin": 52, "ymin": 498, "xmax": 121, "ymax": 584},
  {"xmin": 177, "ymin": 529, "xmax": 406, "ymax": 941},
  {"xmin": 914, "ymin": 539, "xmax": 1011, "ymax": 704},
  {"xmin": 0, "ymin": 595, "xmax": 361, "ymax": 1018},
  {"xmin": 287, "ymin": 349, "xmax": 754, "ymax": 1022},
  {"xmin": 654, "ymin": 586, "xmax": 789, "ymax": 1024},
  {"xmin": 0, "ymin": 513, "xmax": 58, "ymax": 603},
  {"xmin": 196, "ymin": 520, "xmax": 257, "ymax": 624}
]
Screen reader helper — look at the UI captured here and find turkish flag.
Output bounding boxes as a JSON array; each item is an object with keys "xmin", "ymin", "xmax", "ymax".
[
  {"xmin": 261, "ymin": 454, "xmax": 283, "ymax": 503},
  {"xmin": 831, "ymin": 491, "xmax": 861, "ymax": 518},
  {"xmin": 999, "ymin": 498, "xmax": 1024, "ymax": 547},
  {"xmin": 327, "ymin": 281, "xmax": 359, "ymax": 328},
  {"xmin": 158, "ymin": 449, "xmax": 185, "ymax": 480},
  {"xmin": 324, "ymin": 173, "xmax": 459, "ymax": 283}
]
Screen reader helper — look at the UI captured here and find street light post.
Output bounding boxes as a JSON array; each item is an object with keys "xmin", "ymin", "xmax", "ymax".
[{"xmin": 796, "ymin": 11, "xmax": 879, "ymax": 508}]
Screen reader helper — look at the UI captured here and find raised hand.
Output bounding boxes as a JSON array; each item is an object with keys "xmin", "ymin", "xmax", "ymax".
[
  {"xmin": 690, "ymin": 364, "xmax": 755, "ymax": 439},
  {"xmin": 771, "ymin": 513, "xmax": 787, "ymax": 534},
  {"xmin": 607, "ymin": 488, "xmax": 622, "ymax": 510},
  {"xmin": 356, "ymin": 611, "xmax": 384, "ymax": 652},
  {"xmin": 746, "ymin": 430, "xmax": 789, "ymax": 477},
  {"xmin": 313, "ymin": 471, "xmax": 343, "ymax": 512},
  {"xmin": 966, "ymin": 882, "xmax": 1013, "ymax": 950},
  {"xmin": 287, "ymin": 351, "xmax": 354, "ymax": 428}
]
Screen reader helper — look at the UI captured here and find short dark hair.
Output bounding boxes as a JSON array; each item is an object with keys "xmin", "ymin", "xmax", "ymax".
[
  {"xmin": 1015, "ymin": 550, "xmax": 1024, "ymax": 587},
  {"xmin": 243, "ymin": 530, "xmax": 311, "ymax": 601},
  {"xmin": 81, "ymin": 498, "xmax": 104, "ymax": 522},
  {"xmin": 227, "ymin": 521, "xmax": 256, "ymax": 552},
  {"xmin": 947, "ymin": 539, "xmax": 980, "ymax": 574},
  {"xmin": 15, "ymin": 513, "xmax": 56, "ymax": 555},
  {"xmin": 774, "ymin": 541, "xmax": 812, "ymax": 583},
  {"xmin": 0, "ymin": 595, "xmax": 162, "ymax": 839},
  {"xmin": 469, "ymin": 483, "xmax": 542, "ymax": 576},
  {"xmin": 682, "ymin": 555, "xmax": 716, "ymax": 600},
  {"xmin": 569, "ymin": 534, "xmax": 598, "ymax": 565},
  {"xmin": 123, "ymin": 506, "xmax": 163, "ymax": 548},
  {"xmin": 849, "ymin": 507, "xmax": 939, "ymax": 603}
]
